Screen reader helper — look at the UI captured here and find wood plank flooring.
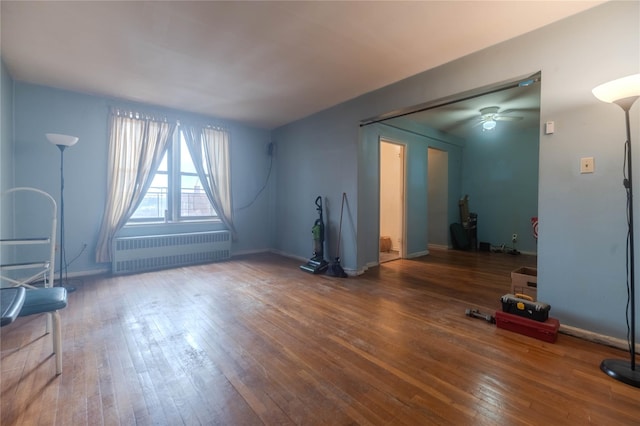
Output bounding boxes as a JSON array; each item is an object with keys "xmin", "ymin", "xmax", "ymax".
[{"xmin": 1, "ymin": 249, "xmax": 639, "ymax": 425}]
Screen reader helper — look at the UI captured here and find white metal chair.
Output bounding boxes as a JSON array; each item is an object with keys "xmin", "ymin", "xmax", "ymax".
[{"xmin": 1, "ymin": 188, "xmax": 67, "ymax": 374}]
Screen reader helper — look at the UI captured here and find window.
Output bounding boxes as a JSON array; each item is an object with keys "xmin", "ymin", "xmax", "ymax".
[
  {"xmin": 96, "ymin": 110, "xmax": 235, "ymax": 263},
  {"xmin": 129, "ymin": 129, "xmax": 217, "ymax": 222}
]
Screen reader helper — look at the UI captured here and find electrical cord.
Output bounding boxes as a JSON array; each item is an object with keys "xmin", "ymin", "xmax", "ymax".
[
  {"xmin": 624, "ymin": 138, "xmax": 632, "ymax": 354},
  {"xmin": 235, "ymin": 146, "xmax": 273, "ymax": 211},
  {"xmin": 63, "ymin": 243, "xmax": 87, "ymax": 285},
  {"xmin": 66, "ymin": 243, "xmax": 87, "ymax": 268}
]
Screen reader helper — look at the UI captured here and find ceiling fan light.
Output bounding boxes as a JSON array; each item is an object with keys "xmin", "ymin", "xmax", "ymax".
[{"xmin": 482, "ymin": 120, "xmax": 497, "ymax": 131}]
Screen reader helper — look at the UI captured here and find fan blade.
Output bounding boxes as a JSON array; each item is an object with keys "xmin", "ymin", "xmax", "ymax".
[
  {"xmin": 499, "ymin": 108, "xmax": 539, "ymax": 115},
  {"xmin": 495, "ymin": 115, "xmax": 522, "ymax": 121}
]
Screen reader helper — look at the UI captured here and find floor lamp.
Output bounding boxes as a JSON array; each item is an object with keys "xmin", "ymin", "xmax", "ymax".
[
  {"xmin": 46, "ymin": 133, "xmax": 79, "ymax": 293},
  {"xmin": 592, "ymin": 73, "xmax": 640, "ymax": 388}
]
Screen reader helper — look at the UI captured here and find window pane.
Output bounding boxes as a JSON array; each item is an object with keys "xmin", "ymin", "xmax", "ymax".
[
  {"xmin": 130, "ymin": 173, "xmax": 168, "ymax": 219},
  {"xmin": 181, "ymin": 174, "xmax": 216, "ymax": 217},
  {"xmin": 130, "ymin": 150, "xmax": 169, "ymax": 220},
  {"xmin": 157, "ymin": 151, "xmax": 168, "ymax": 172},
  {"xmin": 180, "ymin": 136, "xmax": 197, "ymax": 174},
  {"xmin": 180, "ymin": 135, "xmax": 216, "ymax": 218}
]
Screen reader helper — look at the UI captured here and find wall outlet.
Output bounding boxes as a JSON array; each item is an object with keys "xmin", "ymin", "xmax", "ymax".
[
  {"xmin": 512, "ymin": 233, "xmax": 518, "ymax": 242},
  {"xmin": 580, "ymin": 157, "xmax": 594, "ymax": 174}
]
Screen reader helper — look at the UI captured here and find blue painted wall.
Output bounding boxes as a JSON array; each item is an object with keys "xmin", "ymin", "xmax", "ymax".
[
  {"xmin": 1, "ymin": 60, "xmax": 13, "ymax": 194},
  {"xmin": 273, "ymin": 2, "xmax": 640, "ymax": 339},
  {"xmin": 10, "ymin": 83, "xmax": 274, "ymax": 275},
  {"xmin": 462, "ymin": 127, "xmax": 539, "ymax": 254},
  {"xmin": 1, "ymin": 59, "xmax": 15, "ymax": 265}
]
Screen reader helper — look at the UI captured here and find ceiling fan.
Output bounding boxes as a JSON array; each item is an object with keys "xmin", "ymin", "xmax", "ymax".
[{"xmin": 474, "ymin": 106, "xmax": 523, "ymax": 131}]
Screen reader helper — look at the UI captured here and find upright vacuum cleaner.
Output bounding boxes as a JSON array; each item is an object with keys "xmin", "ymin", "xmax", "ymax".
[{"xmin": 300, "ymin": 196, "xmax": 329, "ymax": 274}]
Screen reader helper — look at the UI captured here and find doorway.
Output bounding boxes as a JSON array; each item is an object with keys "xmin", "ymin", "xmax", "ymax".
[{"xmin": 379, "ymin": 140, "xmax": 405, "ymax": 263}]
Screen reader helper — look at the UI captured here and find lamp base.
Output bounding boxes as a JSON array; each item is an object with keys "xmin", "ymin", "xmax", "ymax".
[
  {"xmin": 55, "ymin": 279, "xmax": 76, "ymax": 293},
  {"xmin": 600, "ymin": 359, "xmax": 640, "ymax": 388}
]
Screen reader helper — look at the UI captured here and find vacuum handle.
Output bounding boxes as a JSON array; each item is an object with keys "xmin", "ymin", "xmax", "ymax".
[{"xmin": 315, "ymin": 196, "xmax": 322, "ymax": 210}]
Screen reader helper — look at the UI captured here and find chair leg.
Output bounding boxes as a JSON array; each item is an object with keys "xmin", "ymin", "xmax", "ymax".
[
  {"xmin": 46, "ymin": 311, "xmax": 52, "ymax": 334},
  {"xmin": 51, "ymin": 310, "xmax": 62, "ymax": 375}
]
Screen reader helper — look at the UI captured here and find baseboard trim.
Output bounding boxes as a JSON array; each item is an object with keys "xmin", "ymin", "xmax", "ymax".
[
  {"xmin": 407, "ymin": 250, "xmax": 429, "ymax": 259},
  {"xmin": 233, "ymin": 248, "xmax": 273, "ymax": 257},
  {"xmin": 560, "ymin": 324, "xmax": 639, "ymax": 352},
  {"xmin": 268, "ymin": 249, "xmax": 308, "ymax": 263}
]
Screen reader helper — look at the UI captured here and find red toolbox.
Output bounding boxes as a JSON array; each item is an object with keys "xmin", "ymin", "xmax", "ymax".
[{"xmin": 495, "ymin": 311, "xmax": 560, "ymax": 343}]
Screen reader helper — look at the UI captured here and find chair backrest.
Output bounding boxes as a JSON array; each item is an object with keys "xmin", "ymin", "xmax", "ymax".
[
  {"xmin": 1, "ymin": 187, "xmax": 57, "ymax": 287},
  {"xmin": 1, "ymin": 187, "xmax": 57, "ymax": 239}
]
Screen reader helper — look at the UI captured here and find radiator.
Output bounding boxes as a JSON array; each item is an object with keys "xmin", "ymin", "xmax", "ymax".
[{"xmin": 112, "ymin": 231, "xmax": 231, "ymax": 274}]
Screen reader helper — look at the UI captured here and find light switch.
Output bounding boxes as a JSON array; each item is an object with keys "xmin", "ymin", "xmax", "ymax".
[
  {"xmin": 545, "ymin": 121, "xmax": 555, "ymax": 134},
  {"xmin": 580, "ymin": 157, "xmax": 595, "ymax": 174}
]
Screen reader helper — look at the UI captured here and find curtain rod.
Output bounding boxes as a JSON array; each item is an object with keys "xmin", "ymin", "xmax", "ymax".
[{"xmin": 109, "ymin": 105, "xmax": 229, "ymax": 131}]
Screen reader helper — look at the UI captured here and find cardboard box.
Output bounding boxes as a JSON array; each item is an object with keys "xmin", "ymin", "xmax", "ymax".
[
  {"xmin": 511, "ymin": 267, "xmax": 537, "ymax": 301},
  {"xmin": 380, "ymin": 236, "xmax": 392, "ymax": 252}
]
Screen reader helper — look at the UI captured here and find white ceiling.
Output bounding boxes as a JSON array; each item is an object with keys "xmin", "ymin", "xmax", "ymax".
[{"xmin": 1, "ymin": 1, "xmax": 603, "ymax": 130}]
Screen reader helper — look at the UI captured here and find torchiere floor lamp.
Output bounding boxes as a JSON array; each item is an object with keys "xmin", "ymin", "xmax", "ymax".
[
  {"xmin": 46, "ymin": 133, "xmax": 78, "ymax": 293},
  {"xmin": 592, "ymin": 73, "xmax": 640, "ymax": 388}
]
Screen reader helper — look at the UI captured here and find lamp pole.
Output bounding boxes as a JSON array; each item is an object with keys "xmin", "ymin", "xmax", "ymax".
[
  {"xmin": 624, "ymin": 105, "xmax": 635, "ymax": 373},
  {"xmin": 56, "ymin": 145, "xmax": 75, "ymax": 293}
]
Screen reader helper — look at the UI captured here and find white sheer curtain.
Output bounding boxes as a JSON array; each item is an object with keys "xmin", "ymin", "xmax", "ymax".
[
  {"xmin": 182, "ymin": 125, "xmax": 237, "ymax": 239},
  {"xmin": 96, "ymin": 110, "xmax": 175, "ymax": 263}
]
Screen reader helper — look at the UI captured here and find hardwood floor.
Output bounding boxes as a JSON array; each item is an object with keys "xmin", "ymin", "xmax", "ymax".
[{"xmin": 1, "ymin": 249, "xmax": 639, "ymax": 425}]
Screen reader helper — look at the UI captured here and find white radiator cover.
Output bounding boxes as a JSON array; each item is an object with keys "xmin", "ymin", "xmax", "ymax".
[{"xmin": 112, "ymin": 231, "xmax": 230, "ymax": 274}]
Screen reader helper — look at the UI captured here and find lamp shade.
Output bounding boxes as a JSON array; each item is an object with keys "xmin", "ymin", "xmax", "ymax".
[
  {"xmin": 592, "ymin": 73, "xmax": 640, "ymax": 110},
  {"xmin": 46, "ymin": 133, "xmax": 79, "ymax": 147}
]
